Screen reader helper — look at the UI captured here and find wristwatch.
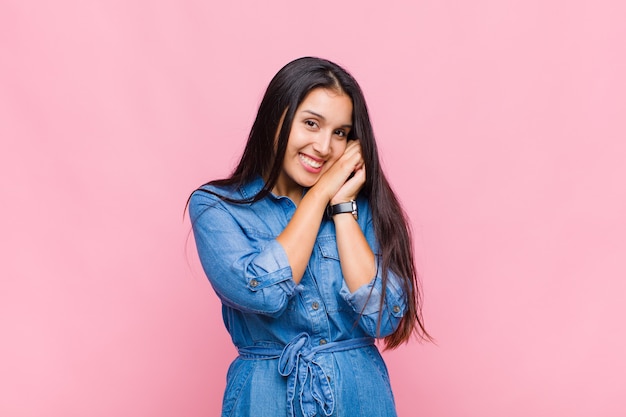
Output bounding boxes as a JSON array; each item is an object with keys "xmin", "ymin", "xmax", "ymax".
[{"xmin": 326, "ymin": 200, "xmax": 358, "ymax": 220}]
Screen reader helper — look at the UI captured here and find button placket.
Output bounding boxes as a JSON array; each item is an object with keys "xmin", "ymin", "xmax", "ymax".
[{"xmin": 298, "ymin": 279, "xmax": 322, "ymax": 336}]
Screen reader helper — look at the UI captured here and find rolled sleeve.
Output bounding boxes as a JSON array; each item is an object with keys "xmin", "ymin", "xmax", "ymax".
[
  {"xmin": 243, "ymin": 239, "xmax": 295, "ymax": 294},
  {"xmin": 189, "ymin": 190, "xmax": 296, "ymax": 317},
  {"xmin": 339, "ymin": 256, "xmax": 407, "ymax": 337},
  {"xmin": 340, "ymin": 279, "xmax": 383, "ymax": 316}
]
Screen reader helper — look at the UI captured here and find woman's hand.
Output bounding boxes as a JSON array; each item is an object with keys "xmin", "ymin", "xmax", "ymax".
[
  {"xmin": 313, "ymin": 140, "xmax": 365, "ymax": 203},
  {"xmin": 331, "ymin": 163, "xmax": 365, "ymax": 205}
]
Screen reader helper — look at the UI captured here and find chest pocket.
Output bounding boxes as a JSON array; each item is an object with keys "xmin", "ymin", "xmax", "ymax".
[{"xmin": 315, "ymin": 237, "xmax": 350, "ymax": 313}]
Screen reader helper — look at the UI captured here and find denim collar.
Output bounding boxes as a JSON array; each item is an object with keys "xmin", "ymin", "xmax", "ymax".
[
  {"xmin": 239, "ymin": 175, "xmax": 266, "ymax": 201},
  {"xmin": 239, "ymin": 175, "xmax": 309, "ymax": 205}
]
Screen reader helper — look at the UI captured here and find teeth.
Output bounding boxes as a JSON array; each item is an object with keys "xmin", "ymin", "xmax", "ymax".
[{"xmin": 299, "ymin": 154, "xmax": 322, "ymax": 168}]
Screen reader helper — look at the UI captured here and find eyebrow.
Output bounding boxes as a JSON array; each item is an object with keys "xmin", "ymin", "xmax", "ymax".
[{"xmin": 302, "ymin": 110, "xmax": 353, "ymax": 129}]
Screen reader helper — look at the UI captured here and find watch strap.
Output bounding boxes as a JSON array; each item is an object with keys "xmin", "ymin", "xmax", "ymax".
[{"xmin": 326, "ymin": 200, "xmax": 358, "ymax": 219}]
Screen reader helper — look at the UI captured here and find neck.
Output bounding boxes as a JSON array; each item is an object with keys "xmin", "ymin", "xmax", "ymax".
[{"xmin": 271, "ymin": 183, "xmax": 304, "ymax": 206}]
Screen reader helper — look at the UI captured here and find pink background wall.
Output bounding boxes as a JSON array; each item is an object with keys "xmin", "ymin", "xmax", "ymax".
[{"xmin": 2, "ymin": 1, "xmax": 625, "ymax": 416}]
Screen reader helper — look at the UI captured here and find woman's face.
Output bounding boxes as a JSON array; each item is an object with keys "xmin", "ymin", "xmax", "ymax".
[{"xmin": 274, "ymin": 88, "xmax": 353, "ymax": 200}]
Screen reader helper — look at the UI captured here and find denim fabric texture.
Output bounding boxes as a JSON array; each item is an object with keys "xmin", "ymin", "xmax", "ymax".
[{"xmin": 189, "ymin": 176, "xmax": 407, "ymax": 417}]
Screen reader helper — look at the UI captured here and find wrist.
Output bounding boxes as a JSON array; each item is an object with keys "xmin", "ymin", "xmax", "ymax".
[
  {"xmin": 331, "ymin": 212, "xmax": 358, "ymax": 223},
  {"xmin": 306, "ymin": 186, "xmax": 333, "ymax": 206}
]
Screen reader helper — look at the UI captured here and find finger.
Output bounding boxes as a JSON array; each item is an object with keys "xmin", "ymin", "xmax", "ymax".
[
  {"xmin": 341, "ymin": 143, "xmax": 363, "ymax": 165},
  {"xmin": 345, "ymin": 139, "xmax": 362, "ymax": 154}
]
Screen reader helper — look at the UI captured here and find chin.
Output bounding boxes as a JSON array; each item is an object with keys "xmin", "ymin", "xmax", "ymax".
[{"xmin": 298, "ymin": 180, "xmax": 318, "ymax": 189}]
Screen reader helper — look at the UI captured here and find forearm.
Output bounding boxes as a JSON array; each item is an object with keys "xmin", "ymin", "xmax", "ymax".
[
  {"xmin": 276, "ymin": 188, "xmax": 329, "ymax": 284},
  {"xmin": 334, "ymin": 212, "xmax": 376, "ymax": 292}
]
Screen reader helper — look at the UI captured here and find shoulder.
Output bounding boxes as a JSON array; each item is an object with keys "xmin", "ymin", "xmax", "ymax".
[
  {"xmin": 188, "ymin": 183, "xmax": 239, "ymax": 221},
  {"xmin": 189, "ymin": 182, "xmax": 231, "ymax": 203},
  {"xmin": 191, "ymin": 183, "xmax": 237, "ymax": 201},
  {"xmin": 188, "ymin": 176, "xmax": 266, "ymax": 220}
]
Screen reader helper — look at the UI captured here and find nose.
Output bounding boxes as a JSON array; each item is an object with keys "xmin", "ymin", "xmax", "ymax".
[{"xmin": 312, "ymin": 132, "xmax": 332, "ymax": 157}]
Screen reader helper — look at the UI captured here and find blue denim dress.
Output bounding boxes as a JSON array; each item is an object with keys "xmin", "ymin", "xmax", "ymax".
[{"xmin": 189, "ymin": 177, "xmax": 406, "ymax": 417}]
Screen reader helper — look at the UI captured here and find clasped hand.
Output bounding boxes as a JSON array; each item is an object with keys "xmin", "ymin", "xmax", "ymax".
[{"xmin": 313, "ymin": 140, "xmax": 366, "ymax": 205}]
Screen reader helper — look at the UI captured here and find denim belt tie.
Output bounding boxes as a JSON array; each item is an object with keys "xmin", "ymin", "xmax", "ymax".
[{"xmin": 237, "ymin": 333, "xmax": 375, "ymax": 417}]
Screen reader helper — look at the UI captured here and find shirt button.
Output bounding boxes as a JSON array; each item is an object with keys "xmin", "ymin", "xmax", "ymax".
[
  {"xmin": 250, "ymin": 279, "xmax": 259, "ymax": 288},
  {"xmin": 392, "ymin": 305, "xmax": 401, "ymax": 313},
  {"xmin": 319, "ymin": 339, "xmax": 327, "ymax": 345},
  {"xmin": 311, "ymin": 302, "xmax": 319, "ymax": 310}
]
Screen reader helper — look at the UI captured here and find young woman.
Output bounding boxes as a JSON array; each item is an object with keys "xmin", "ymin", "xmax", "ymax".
[{"xmin": 189, "ymin": 57, "xmax": 430, "ymax": 417}]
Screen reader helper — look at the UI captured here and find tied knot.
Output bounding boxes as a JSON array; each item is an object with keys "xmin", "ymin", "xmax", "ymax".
[
  {"xmin": 277, "ymin": 333, "xmax": 334, "ymax": 417},
  {"xmin": 237, "ymin": 335, "xmax": 373, "ymax": 417}
]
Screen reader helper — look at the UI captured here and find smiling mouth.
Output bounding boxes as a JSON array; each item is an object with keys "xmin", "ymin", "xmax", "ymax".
[{"xmin": 299, "ymin": 153, "xmax": 323, "ymax": 169}]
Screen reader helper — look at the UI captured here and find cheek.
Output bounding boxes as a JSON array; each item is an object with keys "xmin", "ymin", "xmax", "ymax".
[
  {"xmin": 322, "ymin": 144, "xmax": 347, "ymax": 172},
  {"xmin": 332, "ymin": 142, "xmax": 348, "ymax": 160}
]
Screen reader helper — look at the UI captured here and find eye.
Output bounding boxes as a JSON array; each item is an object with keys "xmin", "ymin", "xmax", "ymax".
[
  {"xmin": 334, "ymin": 129, "xmax": 348, "ymax": 138},
  {"xmin": 304, "ymin": 120, "xmax": 319, "ymax": 129}
]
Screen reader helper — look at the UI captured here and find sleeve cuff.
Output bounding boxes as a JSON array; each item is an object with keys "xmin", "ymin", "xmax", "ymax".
[
  {"xmin": 245, "ymin": 239, "xmax": 295, "ymax": 295},
  {"xmin": 340, "ymin": 278, "xmax": 383, "ymax": 315},
  {"xmin": 339, "ymin": 265, "xmax": 407, "ymax": 318}
]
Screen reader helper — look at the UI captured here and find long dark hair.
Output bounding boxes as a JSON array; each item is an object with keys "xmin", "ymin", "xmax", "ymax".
[{"xmin": 196, "ymin": 57, "xmax": 430, "ymax": 348}]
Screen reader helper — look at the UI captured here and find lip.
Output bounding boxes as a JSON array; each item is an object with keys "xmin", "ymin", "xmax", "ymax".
[{"xmin": 298, "ymin": 153, "xmax": 324, "ymax": 173}]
